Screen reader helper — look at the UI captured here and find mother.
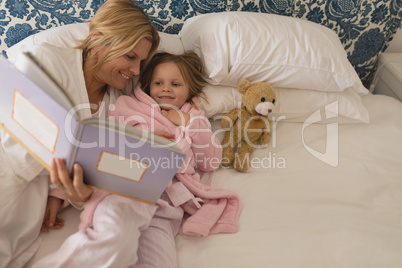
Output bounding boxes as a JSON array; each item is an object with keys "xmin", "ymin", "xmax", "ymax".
[{"xmin": 0, "ymin": 0, "xmax": 159, "ymax": 266}]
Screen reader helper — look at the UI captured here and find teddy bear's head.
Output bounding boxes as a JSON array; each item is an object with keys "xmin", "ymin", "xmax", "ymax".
[{"xmin": 238, "ymin": 79, "xmax": 276, "ymax": 116}]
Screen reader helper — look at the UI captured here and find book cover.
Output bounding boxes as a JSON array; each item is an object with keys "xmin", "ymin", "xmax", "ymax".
[{"xmin": 0, "ymin": 53, "xmax": 185, "ymax": 204}]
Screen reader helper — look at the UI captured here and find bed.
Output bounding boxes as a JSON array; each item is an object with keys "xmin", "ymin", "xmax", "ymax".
[{"xmin": 1, "ymin": 0, "xmax": 402, "ymax": 267}]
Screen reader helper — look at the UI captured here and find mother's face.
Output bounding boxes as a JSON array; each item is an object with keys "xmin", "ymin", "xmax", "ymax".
[{"xmin": 95, "ymin": 38, "xmax": 152, "ymax": 90}]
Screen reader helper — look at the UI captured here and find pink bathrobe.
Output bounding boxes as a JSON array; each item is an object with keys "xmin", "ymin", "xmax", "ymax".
[{"xmin": 52, "ymin": 85, "xmax": 241, "ymax": 236}]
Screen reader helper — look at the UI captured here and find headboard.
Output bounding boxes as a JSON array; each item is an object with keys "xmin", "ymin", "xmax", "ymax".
[{"xmin": 1, "ymin": 0, "xmax": 401, "ymax": 86}]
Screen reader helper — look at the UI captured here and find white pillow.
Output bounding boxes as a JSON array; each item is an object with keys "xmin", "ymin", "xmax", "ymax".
[
  {"xmin": 200, "ymin": 84, "xmax": 369, "ymax": 124},
  {"xmin": 180, "ymin": 12, "xmax": 368, "ymax": 95},
  {"xmin": 6, "ymin": 23, "xmax": 185, "ymax": 62}
]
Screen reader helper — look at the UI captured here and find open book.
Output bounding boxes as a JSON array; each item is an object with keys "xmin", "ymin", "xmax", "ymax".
[{"xmin": 0, "ymin": 52, "xmax": 185, "ymax": 204}]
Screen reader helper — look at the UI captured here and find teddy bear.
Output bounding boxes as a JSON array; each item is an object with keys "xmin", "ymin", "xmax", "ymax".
[{"xmin": 220, "ymin": 79, "xmax": 276, "ymax": 172}]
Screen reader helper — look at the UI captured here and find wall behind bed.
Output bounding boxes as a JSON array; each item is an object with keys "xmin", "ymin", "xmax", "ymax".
[{"xmin": 0, "ymin": 0, "xmax": 401, "ymax": 86}]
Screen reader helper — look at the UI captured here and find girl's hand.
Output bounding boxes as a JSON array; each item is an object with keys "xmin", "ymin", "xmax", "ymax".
[
  {"xmin": 161, "ymin": 109, "xmax": 190, "ymax": 126},
  {"xmin": 41, "ymin": 196, "xmax": 64, "ymax": 232},
  {"xmin": 50, "ymin": 158, "xmax": 93, "ymax": 203},
  {"xmin": 153, "ymin": 131, "xmax": 175, "ymax": 140}
]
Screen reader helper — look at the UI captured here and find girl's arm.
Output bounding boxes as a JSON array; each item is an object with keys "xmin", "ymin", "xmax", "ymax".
[
  {"xmin": 186, "ymin": 115, "xmax": 222, "ymax": 171},
  {"xmin": 41, "ymin": 196, "xmax": 64, "ymax": 232},
  {"xmin": 161, "ymin": 109, "xmax": 190, "ymax": 126}
]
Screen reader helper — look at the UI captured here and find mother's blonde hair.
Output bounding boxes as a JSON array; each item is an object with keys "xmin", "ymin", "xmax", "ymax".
[{"xmin": 77, "ymin": 0, "xmax": 159, "ymax": 69}]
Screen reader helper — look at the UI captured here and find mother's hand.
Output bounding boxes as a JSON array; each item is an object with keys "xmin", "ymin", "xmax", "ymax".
[{"xmin": 51, "ymin": 158, "xmax": 93, "ymax": 203}]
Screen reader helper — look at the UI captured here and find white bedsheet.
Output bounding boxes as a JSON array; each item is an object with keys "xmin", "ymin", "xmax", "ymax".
[{"xmin": 26, "ymin": 94, "xmax": 402, "ymax": 267}]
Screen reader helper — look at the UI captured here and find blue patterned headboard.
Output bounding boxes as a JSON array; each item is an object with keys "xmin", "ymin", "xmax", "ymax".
[{"xmin": 1, "ymin": 0, "xmax": 401, "ymax": 86}]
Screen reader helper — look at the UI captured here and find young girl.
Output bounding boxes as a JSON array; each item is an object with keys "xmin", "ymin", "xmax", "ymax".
[{"xmin": 35, "ymin": 52, "xmax": 241, "ymax": 267}]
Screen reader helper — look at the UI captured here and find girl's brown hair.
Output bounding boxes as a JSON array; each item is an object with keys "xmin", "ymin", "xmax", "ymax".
[
  {"xmin": 139, "ymin": 52, "xmax": 207, "ymax": 108},
  {"xmin": 76, "ymin": 0, "xmax": 160, "ymax": 69}
]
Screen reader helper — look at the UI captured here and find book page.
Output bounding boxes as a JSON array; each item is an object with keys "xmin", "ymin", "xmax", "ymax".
[
  {"xmin": 12, "ymin": 90, "xmax": 59, "ymax": 153},
  {"xmin": 96, "ymin": 151, "xmax": 148, "ymax": 182}
]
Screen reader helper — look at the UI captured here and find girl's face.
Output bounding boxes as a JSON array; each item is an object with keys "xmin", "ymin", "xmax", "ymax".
[
  {"xmin": 95, "ymin": 38, "xmax": 152, "ymax": 90},
  {"xmin": 149, "ymin": 62, "xmax": 190, "ymax": 110}
]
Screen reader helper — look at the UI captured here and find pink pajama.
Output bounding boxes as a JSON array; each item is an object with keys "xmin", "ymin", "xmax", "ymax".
[{"xmin": 33, "ymin": 193, "xmax": 183, "ymax": 268}]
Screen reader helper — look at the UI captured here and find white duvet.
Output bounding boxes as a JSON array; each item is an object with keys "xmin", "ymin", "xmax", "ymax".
[{"xmin": 27, "ymin": 94, "xmax": 402, "ymax": 267}]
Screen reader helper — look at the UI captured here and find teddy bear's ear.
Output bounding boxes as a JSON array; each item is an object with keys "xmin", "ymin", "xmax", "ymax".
[{"xmin": 238, "ymin": 79, "xmax": 252, "ymax": 94}]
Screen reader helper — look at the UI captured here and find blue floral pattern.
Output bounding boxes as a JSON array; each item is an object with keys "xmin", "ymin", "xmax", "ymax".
[{"xmin": 0, "ymin": 0, "xmax": 401, "ymax": 85}]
